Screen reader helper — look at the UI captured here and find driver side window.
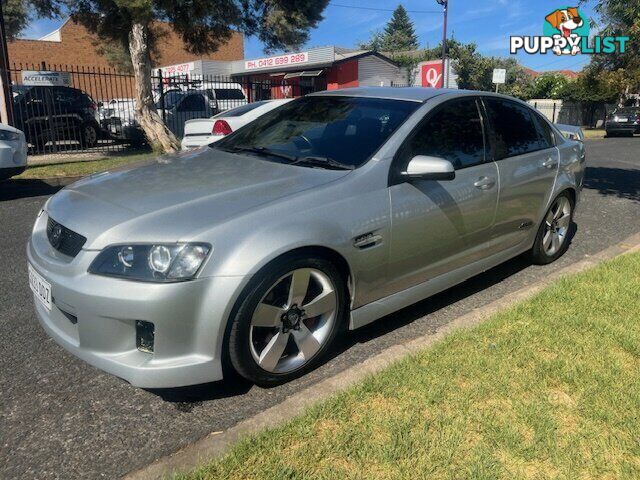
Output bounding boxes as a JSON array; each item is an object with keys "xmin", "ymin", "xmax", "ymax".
[{"xmin": 398, "ymin": 97, "xmax": 486, "ymax": 172}]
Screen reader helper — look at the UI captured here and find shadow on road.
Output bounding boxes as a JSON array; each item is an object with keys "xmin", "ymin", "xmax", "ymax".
[
  {"xmin": 0, "ymin": 179, "xmax": 63, "ymax": 201},
  {"xmin": 584, "ymin": 166, "xmax": 640, "ymax": 203}
]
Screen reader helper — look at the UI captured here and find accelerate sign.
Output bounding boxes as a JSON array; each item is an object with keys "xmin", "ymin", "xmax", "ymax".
[
  {"xmin": 245, "ymin": 52, "xmax": 309, "ymax": 71},
  {"xmin": 21, "ymin": 70, "xmax": 71, "ymax": 86}
]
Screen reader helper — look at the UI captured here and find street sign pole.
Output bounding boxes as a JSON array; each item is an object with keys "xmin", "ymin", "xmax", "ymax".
[
  {"xmin": 0, "ymin": 0, "xmax": 14, "ymax": 125},
  {"xmin": 436, "ymin": 0, "xmax": 448, "ymax": 89}
]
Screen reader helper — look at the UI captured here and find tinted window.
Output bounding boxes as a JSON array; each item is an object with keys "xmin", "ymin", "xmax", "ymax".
[
  {"xmin": 214, "ymin": 88, "xmax": 246, "ymax": 100},
  {"xmin": 177, "ymin": 94, "xmax": 206, "ymax": 112},
  {"xmin": 531, "ymin": 111, "xmax": 555, "ymax": 149},
  {"xmin": 484, "ymin": 99, "xmax": 542, "ymax": 159},
  {"xmin": 216, "ymin": 96, "xmax": 419, "ymax": 168},
  {"xmin": 401, "ymin": 98, "xmax": 485, "ymax": 170}
]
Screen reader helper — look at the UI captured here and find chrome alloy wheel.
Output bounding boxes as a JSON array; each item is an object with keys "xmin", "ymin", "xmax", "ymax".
[
  {"xmin": 249, "ymin": 268, "xmax": 338, "ymax": 374},
  {"xmin": 543, "ymin": 196, "xmax": 572, "ymax": 256}
]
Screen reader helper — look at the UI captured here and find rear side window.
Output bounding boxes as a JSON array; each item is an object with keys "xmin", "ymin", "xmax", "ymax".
[
  {"xmin": 531, "ymin": 111, "xmax": 555, "ymax": 149},
  {"xmin": 400, "ymin": 97, "xmax": 485, "ymax": 170},
  {"xmin": 484, "ymin": 98, "xmax": 542, "ymax": 159},
  {"xmin": 214, "ymin": 88, "xmax": 246, "ymax": 100}
]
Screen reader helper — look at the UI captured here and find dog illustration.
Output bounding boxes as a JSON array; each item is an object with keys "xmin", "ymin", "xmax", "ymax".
[{"xmin": 545, "ymin": 7, "xmax": 584, "ymax": 55}]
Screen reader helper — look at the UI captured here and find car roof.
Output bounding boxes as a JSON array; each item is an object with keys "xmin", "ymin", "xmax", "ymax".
[
  {"xmin": 310, "ymin": 86, "xmax": 534, "ymax": 105},
  {"xmin": 310, "ymin": 86, "xmax": 456, "ymax": 103}
]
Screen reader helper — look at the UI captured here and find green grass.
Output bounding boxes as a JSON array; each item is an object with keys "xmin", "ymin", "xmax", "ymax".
[
  {"xmin": 179, "ymin": 252, "xmax": 640, "ymax": 480},
  {"xmin": 16, "ymin": 152, "xmax": 158, "ymax": 179}
]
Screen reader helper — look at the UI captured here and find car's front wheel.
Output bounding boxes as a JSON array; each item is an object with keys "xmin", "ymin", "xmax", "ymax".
[
  {"xmin": 80, "ymin": 123, "xmax": 99, "ymax": 148},
  {"xmin": 228, "ymin": 255, "xmax": 347, "ymax": 386},
  {"xmin": 530, "ymin": 192, "xmax": 574, "ymax": 265}
]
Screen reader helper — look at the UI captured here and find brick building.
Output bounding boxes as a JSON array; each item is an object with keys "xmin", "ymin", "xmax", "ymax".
[{"xmin": 7, "ymin": 19, "xmax": 244, "ymax": 100}]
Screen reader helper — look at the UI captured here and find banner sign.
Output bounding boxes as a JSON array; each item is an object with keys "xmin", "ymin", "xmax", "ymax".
[
  {"xmin": 160, "ymin": 62, "xmax": 195, "ymax": 77},
  {"xmin": 245, "ymin": 52, "xmax": 309, "ymax": 71},
  {"xmin": 21, "ymin": 71, "xmax": 71, "ymax": 86}
]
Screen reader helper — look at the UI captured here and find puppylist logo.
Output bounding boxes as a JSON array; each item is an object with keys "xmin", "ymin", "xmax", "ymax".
[{"xmin": 510, "ymin": 6, "xmax": 629, "ymax": 56}]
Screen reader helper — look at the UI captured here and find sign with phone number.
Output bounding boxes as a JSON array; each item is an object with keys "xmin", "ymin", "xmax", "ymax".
[{"xmin": 244, "ymin": 52, "xmax": 309, "ymax": 71}]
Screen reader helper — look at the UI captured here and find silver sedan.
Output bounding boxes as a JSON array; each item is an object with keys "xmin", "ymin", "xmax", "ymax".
[{"xmin": 28, "ymin": 87, "xmax": 585, "ymax": 388}]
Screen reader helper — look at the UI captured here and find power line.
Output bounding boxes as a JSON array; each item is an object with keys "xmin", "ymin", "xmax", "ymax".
[{"xmin": 328, "ymin": 2, "xmax": 441, "ymax": 14}]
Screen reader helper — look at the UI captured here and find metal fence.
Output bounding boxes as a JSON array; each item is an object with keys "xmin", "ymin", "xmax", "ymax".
[{"xmin": 5, "ymin": 63, "xmax": 324, "ymax": 158}]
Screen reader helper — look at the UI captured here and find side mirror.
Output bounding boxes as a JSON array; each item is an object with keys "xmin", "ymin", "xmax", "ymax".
[{"xmin": 401, "ymin": 155, "xmax": 455, "ymax": 181}]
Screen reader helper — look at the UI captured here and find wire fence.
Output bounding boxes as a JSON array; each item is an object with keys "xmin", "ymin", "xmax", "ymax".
[{"xmin": 5, "ymin": 63, "xmax": 324, "ymax": 159}]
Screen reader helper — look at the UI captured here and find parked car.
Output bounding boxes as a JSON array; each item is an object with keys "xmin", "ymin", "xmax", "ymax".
[
  {"xmin": 106, "ymin": 90, "xmax": 215, "ymax": 142},
  {"xmin": 0, "ymin": 123, "xmax": 28, "ymax": 181},
  {"xmin": 605, "ymin": 107, "xmax": 640, "ymax": 136},
  {"xmin": 28, "ymin": 88, "xmax": 585, "ymax": 388},
  {"xmin": 12, "ymin": 85, "xmax": 101, "ymax": 151},
  {"xmin": 163, "ymin": 79, "xmax": 248, "ymax": 113},
  {"xmin": 181, "ymin": 99, "xmax": 293, "ymax": 150}
]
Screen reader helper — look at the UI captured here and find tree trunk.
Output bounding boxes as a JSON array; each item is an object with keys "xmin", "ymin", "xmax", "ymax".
[{"xmin": 128, "ymin": 23, "xmax": 179, "ymax": 152}]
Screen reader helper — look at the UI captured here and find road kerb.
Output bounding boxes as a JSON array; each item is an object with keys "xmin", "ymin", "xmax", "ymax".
[{"xmin": 124, "ymin": 231, "xmax": 640, "ymax": 480}]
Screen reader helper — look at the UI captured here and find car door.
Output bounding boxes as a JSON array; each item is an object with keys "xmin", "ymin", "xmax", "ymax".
[
  {"xmin": 385, "ymin": 96, "xmax": 499, "ymax": 296},
  {"xmin": 481, "ymin": 97, "xmax": 559, "ymax": 250}
]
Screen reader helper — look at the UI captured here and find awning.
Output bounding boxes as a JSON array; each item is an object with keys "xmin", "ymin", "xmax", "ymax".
[{"xmin": 283, "ymin": 70, "xmax": 324, "ymax": 79}]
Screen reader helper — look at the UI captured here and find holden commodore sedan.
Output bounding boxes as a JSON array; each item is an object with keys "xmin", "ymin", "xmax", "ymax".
[{"xmin": 28, "ymin": 88, "xmax": 585, "ymax": 388}]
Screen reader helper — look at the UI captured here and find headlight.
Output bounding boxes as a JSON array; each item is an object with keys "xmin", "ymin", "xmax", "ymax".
[
  {"xmin": 0, "ymin": 130, "xmax": 20, "ymax": 141},
  {"xmin": 88, "ymin": 243, "xmax": 211, "ymax": 282}
]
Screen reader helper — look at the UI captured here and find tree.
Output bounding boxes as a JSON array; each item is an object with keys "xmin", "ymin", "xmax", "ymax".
[
  {"xmin": 2, "ymin": 0, "xmax": 60, "ymax": 41},
  {"xmin": 360, "ymin": 4, "xmax": 418, "ymax": 54},
  {"xmin": 382, "ymin": 5, "xmax": 419, "ymax": 52},
  {"xmin": 527, "ymin": 72, "xmax": 570, "ymax": 99},
  {"xmin": 29, "ymin": 0, "xmax": 329, "ymax": 152},
  {"xmin": 582, "ymin": 0, "xmax": 640, "ymax": 104}
]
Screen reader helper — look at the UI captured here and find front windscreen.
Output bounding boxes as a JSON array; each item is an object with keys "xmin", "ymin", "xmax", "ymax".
[{"xmin": 214, "ymin": 96, "xmax": 419, "ymax": 168}]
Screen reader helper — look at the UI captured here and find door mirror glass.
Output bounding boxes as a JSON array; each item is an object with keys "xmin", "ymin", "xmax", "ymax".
[{"xmin": 402, "ymin": 155, "xmax": 455, "ymax": 180}]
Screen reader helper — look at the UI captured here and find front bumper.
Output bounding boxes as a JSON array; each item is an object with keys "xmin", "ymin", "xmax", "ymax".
[
  {"xmin": 605, "ymin": 123, "xmax": 640, "ymax": 134},
  {"xmin": 27, "ymin": 214, "xmax": 248, "ymax": 388},
  {"xmin": 0, "ymin": 138, "xmax": 28, "ymax": 169}
]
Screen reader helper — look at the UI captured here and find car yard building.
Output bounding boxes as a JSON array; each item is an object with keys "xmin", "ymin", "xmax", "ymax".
[{"xmin": 159, "ymin": 46, "xmax": 407, "ymax": 101}]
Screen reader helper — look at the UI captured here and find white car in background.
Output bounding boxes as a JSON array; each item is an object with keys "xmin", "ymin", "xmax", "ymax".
[
  {"xmin": 181, "ymin": 99, "xmax": 292, "ymax": 150},
  {"xmin": 0, "ymin": 124, "xmax": 28, "ymax": 181}
]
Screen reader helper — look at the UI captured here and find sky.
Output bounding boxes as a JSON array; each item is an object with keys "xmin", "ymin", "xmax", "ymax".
[{"xmin": 20, "ymin": 0, "xmax": 599, "ymax": 73}]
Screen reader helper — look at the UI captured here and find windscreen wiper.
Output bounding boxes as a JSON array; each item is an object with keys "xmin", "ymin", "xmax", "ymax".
[
  {"xmin": 227, "ymin": 146, "xmax": 297, "ymax": 162},
  {"xmin": 291, "ymin": 156, "xmax": 355, "ymax": 170}
]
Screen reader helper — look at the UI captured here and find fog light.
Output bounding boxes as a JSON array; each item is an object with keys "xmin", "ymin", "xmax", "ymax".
[{"xmin": 136, "ymin": 320, "xmax": 155, "ymax": 353}]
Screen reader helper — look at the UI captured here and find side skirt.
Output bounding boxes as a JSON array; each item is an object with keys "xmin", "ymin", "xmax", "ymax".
[{"xmin": 349, "ymin": 242, "xmax": 531, "ymax": 330}]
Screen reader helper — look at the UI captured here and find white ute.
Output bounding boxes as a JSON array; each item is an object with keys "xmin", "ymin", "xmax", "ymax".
[{"xmin": 181, "ymin": 99, "xmax": 292, "ymax": 150}]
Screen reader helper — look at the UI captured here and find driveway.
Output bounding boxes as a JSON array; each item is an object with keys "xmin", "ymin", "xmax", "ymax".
[{"xmin": 1, "ymin": 137, "xmax": 639, "ymax": 479}]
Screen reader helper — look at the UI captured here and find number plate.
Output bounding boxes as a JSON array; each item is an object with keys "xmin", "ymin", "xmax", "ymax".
[
  {"xmin": 617, "ymin": 117, "xmax": 628, "ymax": 122},
  {"xmin": 28, "ymin": 263, "xmax": 52, "ymax": 311}
]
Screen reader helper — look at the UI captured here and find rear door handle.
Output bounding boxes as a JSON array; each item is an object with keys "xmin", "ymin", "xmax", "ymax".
[
  {"xmin": 474, "ymin": 176, "xmax": 496, "ymax": 190},
  {"xmin": 542, "ymin": 157, "xmax": 558, "ymax": 169}
]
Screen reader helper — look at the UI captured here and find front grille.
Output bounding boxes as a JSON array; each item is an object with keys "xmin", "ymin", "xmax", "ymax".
[{"xmin": 47, "ymin": 217, "xmax": 87, "ymax": 258}]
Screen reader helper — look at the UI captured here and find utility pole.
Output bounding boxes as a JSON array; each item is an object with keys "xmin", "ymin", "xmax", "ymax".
[
  {"xmin": 436, "ymin": 0, "xmax": 448, "ymax": 89},
  {"xmin": 0, "ymin": 0, "xmax": 13, "ymax": 125}
]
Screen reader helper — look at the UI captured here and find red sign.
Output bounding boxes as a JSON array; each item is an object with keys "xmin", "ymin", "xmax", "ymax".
[
  {"xmin": 421, "ymin": 61, "xmax": 444, "ymax": 88},
  {"xmin": 245, "ymin": 52, "xmax": 309, "ymax": 71}
]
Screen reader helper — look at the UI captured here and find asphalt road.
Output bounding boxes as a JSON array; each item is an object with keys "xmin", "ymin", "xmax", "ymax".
[{"xmin": 1, "ymin": 137, "xmax": 639, "ymax": 479}]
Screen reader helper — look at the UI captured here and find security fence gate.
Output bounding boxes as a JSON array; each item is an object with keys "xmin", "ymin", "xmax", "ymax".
[{"xmin": 5, "ymin": 63, "xmax": 324, "ymax": 158}]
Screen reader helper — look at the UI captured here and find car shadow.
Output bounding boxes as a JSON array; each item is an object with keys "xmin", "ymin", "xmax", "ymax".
[
  {"xmin": 152, "ymin": 222, "xmax": 577, "ymax": 404},
  {"xmin": 0, "ymin": 179, "xmax": 63, "ymax": 201},
  {"xmin": 584, "ymin": 166, "xmax": 640, "ymax": 202}
]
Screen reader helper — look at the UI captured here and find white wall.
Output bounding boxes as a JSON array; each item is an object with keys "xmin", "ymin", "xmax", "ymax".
[{"xmin": 358, "ymin": 56, "xmax": 405, "ymax": 87}]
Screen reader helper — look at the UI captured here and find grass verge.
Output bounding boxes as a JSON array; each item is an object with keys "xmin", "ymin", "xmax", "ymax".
[
  {"xmin": 16, "ymin": 152, "xmax": 158, "ymax": 179},
  {"xmin": 583, "ymin": 129, "xmax": 606, "ymax": 139},
  {"xmin": 179, "ymin": 252, "xmax": 640, "ymax": 480}
]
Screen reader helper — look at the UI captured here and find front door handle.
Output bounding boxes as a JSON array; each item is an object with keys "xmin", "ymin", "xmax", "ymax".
[
  {"xmin": 474, "ymin": 176, "xmax": 496, "ymax": 190},
  {"xmin": 542, "ymin": 157, "xmax": 558, "ymax": 169}
]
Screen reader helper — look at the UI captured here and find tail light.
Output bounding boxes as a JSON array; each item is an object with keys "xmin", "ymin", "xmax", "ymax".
[{"xmin": 213, "ymin": 119, "xmax": 232, "ymax": 136}]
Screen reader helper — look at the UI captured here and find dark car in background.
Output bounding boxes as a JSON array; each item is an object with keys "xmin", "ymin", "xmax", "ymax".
[
  {"xmin": 605, "ymin": 107, "xmax": 640, "ymax": 137},
  {"xmin": 12, "ymin": 85, "xmax": 102, "ymax": 152}
]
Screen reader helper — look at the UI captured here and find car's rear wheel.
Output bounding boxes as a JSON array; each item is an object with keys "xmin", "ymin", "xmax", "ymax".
[
  {"xmin": 80, "ymin": 123, "xmax": 98, "ymax": 148},
  {"xmin": 530, "ymin": 192, "xmax": 574, "ymax": 265},
  {"xmin": 228, "ymin": 255, "xmax": 347, "ymax": 386}
]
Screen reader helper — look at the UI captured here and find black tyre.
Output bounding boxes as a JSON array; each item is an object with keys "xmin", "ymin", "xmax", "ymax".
[
  {"xmin": 530, "ymin": 192, "xmax": 574, "ymax": 265},
  {"xmin": 227, "ymin": 254, "xmax": 347, "ymax": 386},
  {"xmin": 80, "ymin": 123, "xmax": 98, "ymax": 148}
]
